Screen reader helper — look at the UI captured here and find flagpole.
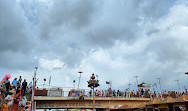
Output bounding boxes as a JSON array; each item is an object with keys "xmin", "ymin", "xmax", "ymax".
[
  {"xmin": 78, "ymin": 72, "xmax": 83, "ymax": 90},
  {"xmin": 49, "ymin": 76, "xmax": 51, "ymax": 89},
  {"xmin": 157, "ymin": 78, "xmax": 162, "ymax": 98},
  {"xmin": 32, "ymin": 67, "xmax": 38, "ymax": 111}
]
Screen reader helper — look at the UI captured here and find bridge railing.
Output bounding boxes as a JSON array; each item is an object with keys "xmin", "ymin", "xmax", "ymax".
[{"xmin": 34, "ymin": 89, "xmax": 153, "ymax": 98}]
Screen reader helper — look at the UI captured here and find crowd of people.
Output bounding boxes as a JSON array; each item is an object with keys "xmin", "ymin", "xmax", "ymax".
[
  {"xmin": 0, "ymin": 75, "xmax": 32, "ymax": 111},
  {"xmin": 73, "ymin": 88, "xmax": 188, "ymax": 99},
  {"xmin": 86, "ymin": 89, "xmax": 187, "ymax": 99},
  {"xmin": 1, "ymin": 74, "xmax": 187, "ymax": 110}
]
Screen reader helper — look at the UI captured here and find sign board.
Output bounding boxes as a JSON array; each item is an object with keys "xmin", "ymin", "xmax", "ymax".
[
  {"xmin": 37, "ymin": 101, "xmax": 102, "ymax": 109},
  {"xmin": 35, "ymin": 90, "xmax": 47, "ymax": 96}
]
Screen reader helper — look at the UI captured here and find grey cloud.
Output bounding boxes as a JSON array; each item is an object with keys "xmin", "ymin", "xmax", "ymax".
[
  {"xmin": 37, "ymin": 0, "xmax": 188, "ymax": 91},
  {"xmin": 60, "ymin": 48, "xmax": 86, "ymax": 67},
  {"xmin": 39, "ymin": 0, "xmax": 97, "ymax": 39},
  {"xmin": 138, "ymin": 0, "xmax": 175, "ymax": 19},
  {"xmin": 145, "ymin": 34, "xmax": 188, "ymax": 63},
  {"xmin": 0, "ymin": 0, "xmax": 37, "ymax": 70},
  {"xmin": 1, "ymin": 0, "xmax": 188, "ymax": 92},
  {"xmin": 0, "ymin": 51, "xmax": 36, "ymax": 70},
  {"xmin": 138, "ymin": 36, "xmax": 188, "ymax": 90},
  {"xmin": 147, "ymin": 29, "xmax": 160, "ymax": 35},
  {"xmin": 38, "ymin": 0, "xmax": 176, "ymax": 48},
  {"xmin": 36, "ymin": 0, "xmax": 180, "ymax": 68}
]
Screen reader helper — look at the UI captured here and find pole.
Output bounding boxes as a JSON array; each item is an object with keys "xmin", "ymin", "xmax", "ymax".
[
  {"xmin": 78, "ymin": 72, "xmax": 83, "ymax": 90},
  {"xmin": 134, "ymin": 76, "xmax": 139, "ymax": 92},
  {"xmin": 34, "ymin": 101, "xmax": 36, "ymax": 111},
  {"xmin": 49, "ymin": 76, "xmax": 51, "ymax": 89},
  {"xmin": 157, "ymin": 78, "xmax": 162, "ymax": 98},
  {"xmin": 43, "ymin": 79, "xmax": 45, "ymax": 89},
  {"xmin": 32, "ymin": 67, "xmax": 38, "ymax": 111},
  {"xmin": 110, "ymin": 80, "xmax": 112, "ymax": 97},
  {"xmin": 73, "ymin": 80, "xmax": 75, "ymax": 89},
  {"xmin": 96, "ymin": 75, "xmax": 98, "ymax": 80},
  {"xmin": 32, "ymin": 77, "xmax": 34, "ymax": 111},
  {"xmin": 93, "ymin": 86, "xmax": 95, "ymax": 110},
  {"xmin": 129, "ymin": 84, "xmax": 131, "ymax": 91},
  {"xmin": 175, "ymin": 80, "xmax": 181, "ymax": 93},
  {"xmin": 152, "ymin": 84, "xmax": 155, "ymax": 92}
]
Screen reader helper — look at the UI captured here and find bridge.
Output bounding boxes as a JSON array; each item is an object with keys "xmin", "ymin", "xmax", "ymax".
[{"xmin": 34, "ymin": 96, "xmax": 150, "ymax": 110}]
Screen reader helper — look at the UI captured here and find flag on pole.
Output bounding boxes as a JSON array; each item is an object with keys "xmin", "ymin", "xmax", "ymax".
[{"xmin": 49, "ymin": 76, "xmax": 51, "ymax": 85}]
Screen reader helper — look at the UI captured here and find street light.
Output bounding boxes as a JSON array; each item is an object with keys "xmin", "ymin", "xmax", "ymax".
[
  {"xmin": 175, "ymin": 80, "xmax": 181, "ymax": 93},
  {"xmin": 128, "ymin": 84, "xmax": 131, "ymax": 91},
  {"xmin": 106, "ymin": 80, "xmax": 111, "ymax": 97},
  {"xmin": 134, "ymin": 76, "xmax": 139, "ymax": 92},
  {"xmin": 87, "ymin": 73, "xmax": 99, "ymax": 110},
  {"xmin": 185, "ymin": 72, "xmax": 188, "ymax": 75},
  {"xmin": 156, "ymin": 78, "xmax": 162, "ymax": 97},
  {"xmin": 32, "ymin": 67, "xmax": 38, "ymax": 111},
  {"xmin": 43, "ymin": 78, "xmax": 46, "ymax": 89},
  {"xmin": 73, "ymin": 80, "xmax": 76, "ymax": 88},
  {"xmin": 96, "ymin": 75, "xmax": 98, "ymax": 80},
  {"xmin": 78, "ymin": 72, "xmax": 83, "ymax": 90}
]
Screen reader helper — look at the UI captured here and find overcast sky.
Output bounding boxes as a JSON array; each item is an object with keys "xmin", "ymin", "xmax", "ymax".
[{"xmin": 1, "ymin": 0, "xmax": 188, "ymax": 93}]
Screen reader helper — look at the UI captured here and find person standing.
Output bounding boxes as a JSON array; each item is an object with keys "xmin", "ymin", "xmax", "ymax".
[
  {"xmin": 12, "ymin": 93, "xmax": 21, "ymax": 111},
  {"xmin": 3, "ymin": 78, "xmax": 10, "ymax": 94},
  {"xmin": 28, "ymin": 82, "xmax": 32, "ymax": 94},
  {"xmin": 117, "ymin": 90, "xmax": 120, "ymax": 97},
  {"xmin": 12, "ymin": 78, "xmax": 18, "ymax": 88},
  {"xmin": 16, "ymin": 83, "xmax": 21, "ymax": 94},
  {"xmin": 5, "ymin": 81, "xmax": 10, "ymax": 97},
  {"xmin": 18, "ymin": 76, "xmax": 22, "ymax": 84},
  {"xmin": 102, "ymin": 90, "xmax": 104, "ymax": 97},
  {"xmin": 22, "ymin": 79, "xmax": 27, "ymax": 96},
  {"xmin": 3, "ymin": 78, "xmax": 9, "ymax": 85},
  {"xmin": 1, "ymin": 100, "xmax": 11, "ymax": 111}
]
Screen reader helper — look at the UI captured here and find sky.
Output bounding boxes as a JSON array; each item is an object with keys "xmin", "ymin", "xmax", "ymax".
[{"xmin": 1, "ymin": 0, "xmax": 188, "ymax": 93}]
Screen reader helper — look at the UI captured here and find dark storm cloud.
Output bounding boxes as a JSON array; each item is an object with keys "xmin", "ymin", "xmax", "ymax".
[
  {"xmin": 36, "ymin": 0, "xmax": 178, "ymax": 69},
  {"xmin": 39, "ymin": 0, "xmax": 140, "ymax": 45},
  {"xmin": 39, "ymin": 0, "xmax": 97, "ymax": 39},
  {"xmin": 36, "ymin": 0, "xmax": 188, "ymax": 91},
  {"xmin": 84, "ymin": 0, "xmax": 140, "ymax": 47},
  {"xmin": 39, "ymin": 0, "xmax": 176, "ymax": 47},
  {"xmin": 1, "ymin": 0, "xmax": 188, "ymax": 91},
  {"xmin": 0, "ymin": 0, "xmax": 37, "ymax": 70}
]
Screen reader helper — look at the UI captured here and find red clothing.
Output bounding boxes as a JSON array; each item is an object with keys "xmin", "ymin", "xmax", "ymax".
[{"xmin": 12, "ymin": 102, "xmax": 19, "ymax": 111}]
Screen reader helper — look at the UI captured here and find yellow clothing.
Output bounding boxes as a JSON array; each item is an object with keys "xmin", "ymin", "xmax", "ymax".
[{"xmin": 1, "ymin": 104, "xmax": 11, "ymax": 111}]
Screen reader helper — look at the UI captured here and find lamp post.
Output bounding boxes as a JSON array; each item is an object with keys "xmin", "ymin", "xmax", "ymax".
[
  {"xmin": 128, "ymin": 84, "xmax": 131, "ymax": 91},
  {"xmin": 175, "ymin": 80, "xmax": 181, "ymax": 93},
  {"xmin": 185, "ymin": 72, "xmax": 188, "ymax": 91},
  {"xmin": 88, "ymin": 73, "xmax": 99, "ymax": 110},
  {"xmin": 78, "ymin": 72, "xmax": 83, "ymax": 90},
  {"xmin": 43, "ymin": 78, "xmax": 46, "ymax": 89},
  {"xmin": 106, "ymin": 81, "xmax": 111, "ymax": 97},
  {"xmin": 96, "ymin": 75, "xmax": 98, "ymax": 80},
  {"xmin": 73, "ymin": 80, "xmax": 75, "ymax": 88},
  {"xmin": 134, "ymin": 76, "xmax": 139, "ymax": 92},
  {"xmin": 32, "ymin": 67, "xmax": 38, "ymax": 111},
  {"xmin": 156, "ymin": 78, "xmax": 162, "ymax": 97},
  {"xmin": 152, "ymin": 83, "xmax": 157, "ymax": 92}
]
